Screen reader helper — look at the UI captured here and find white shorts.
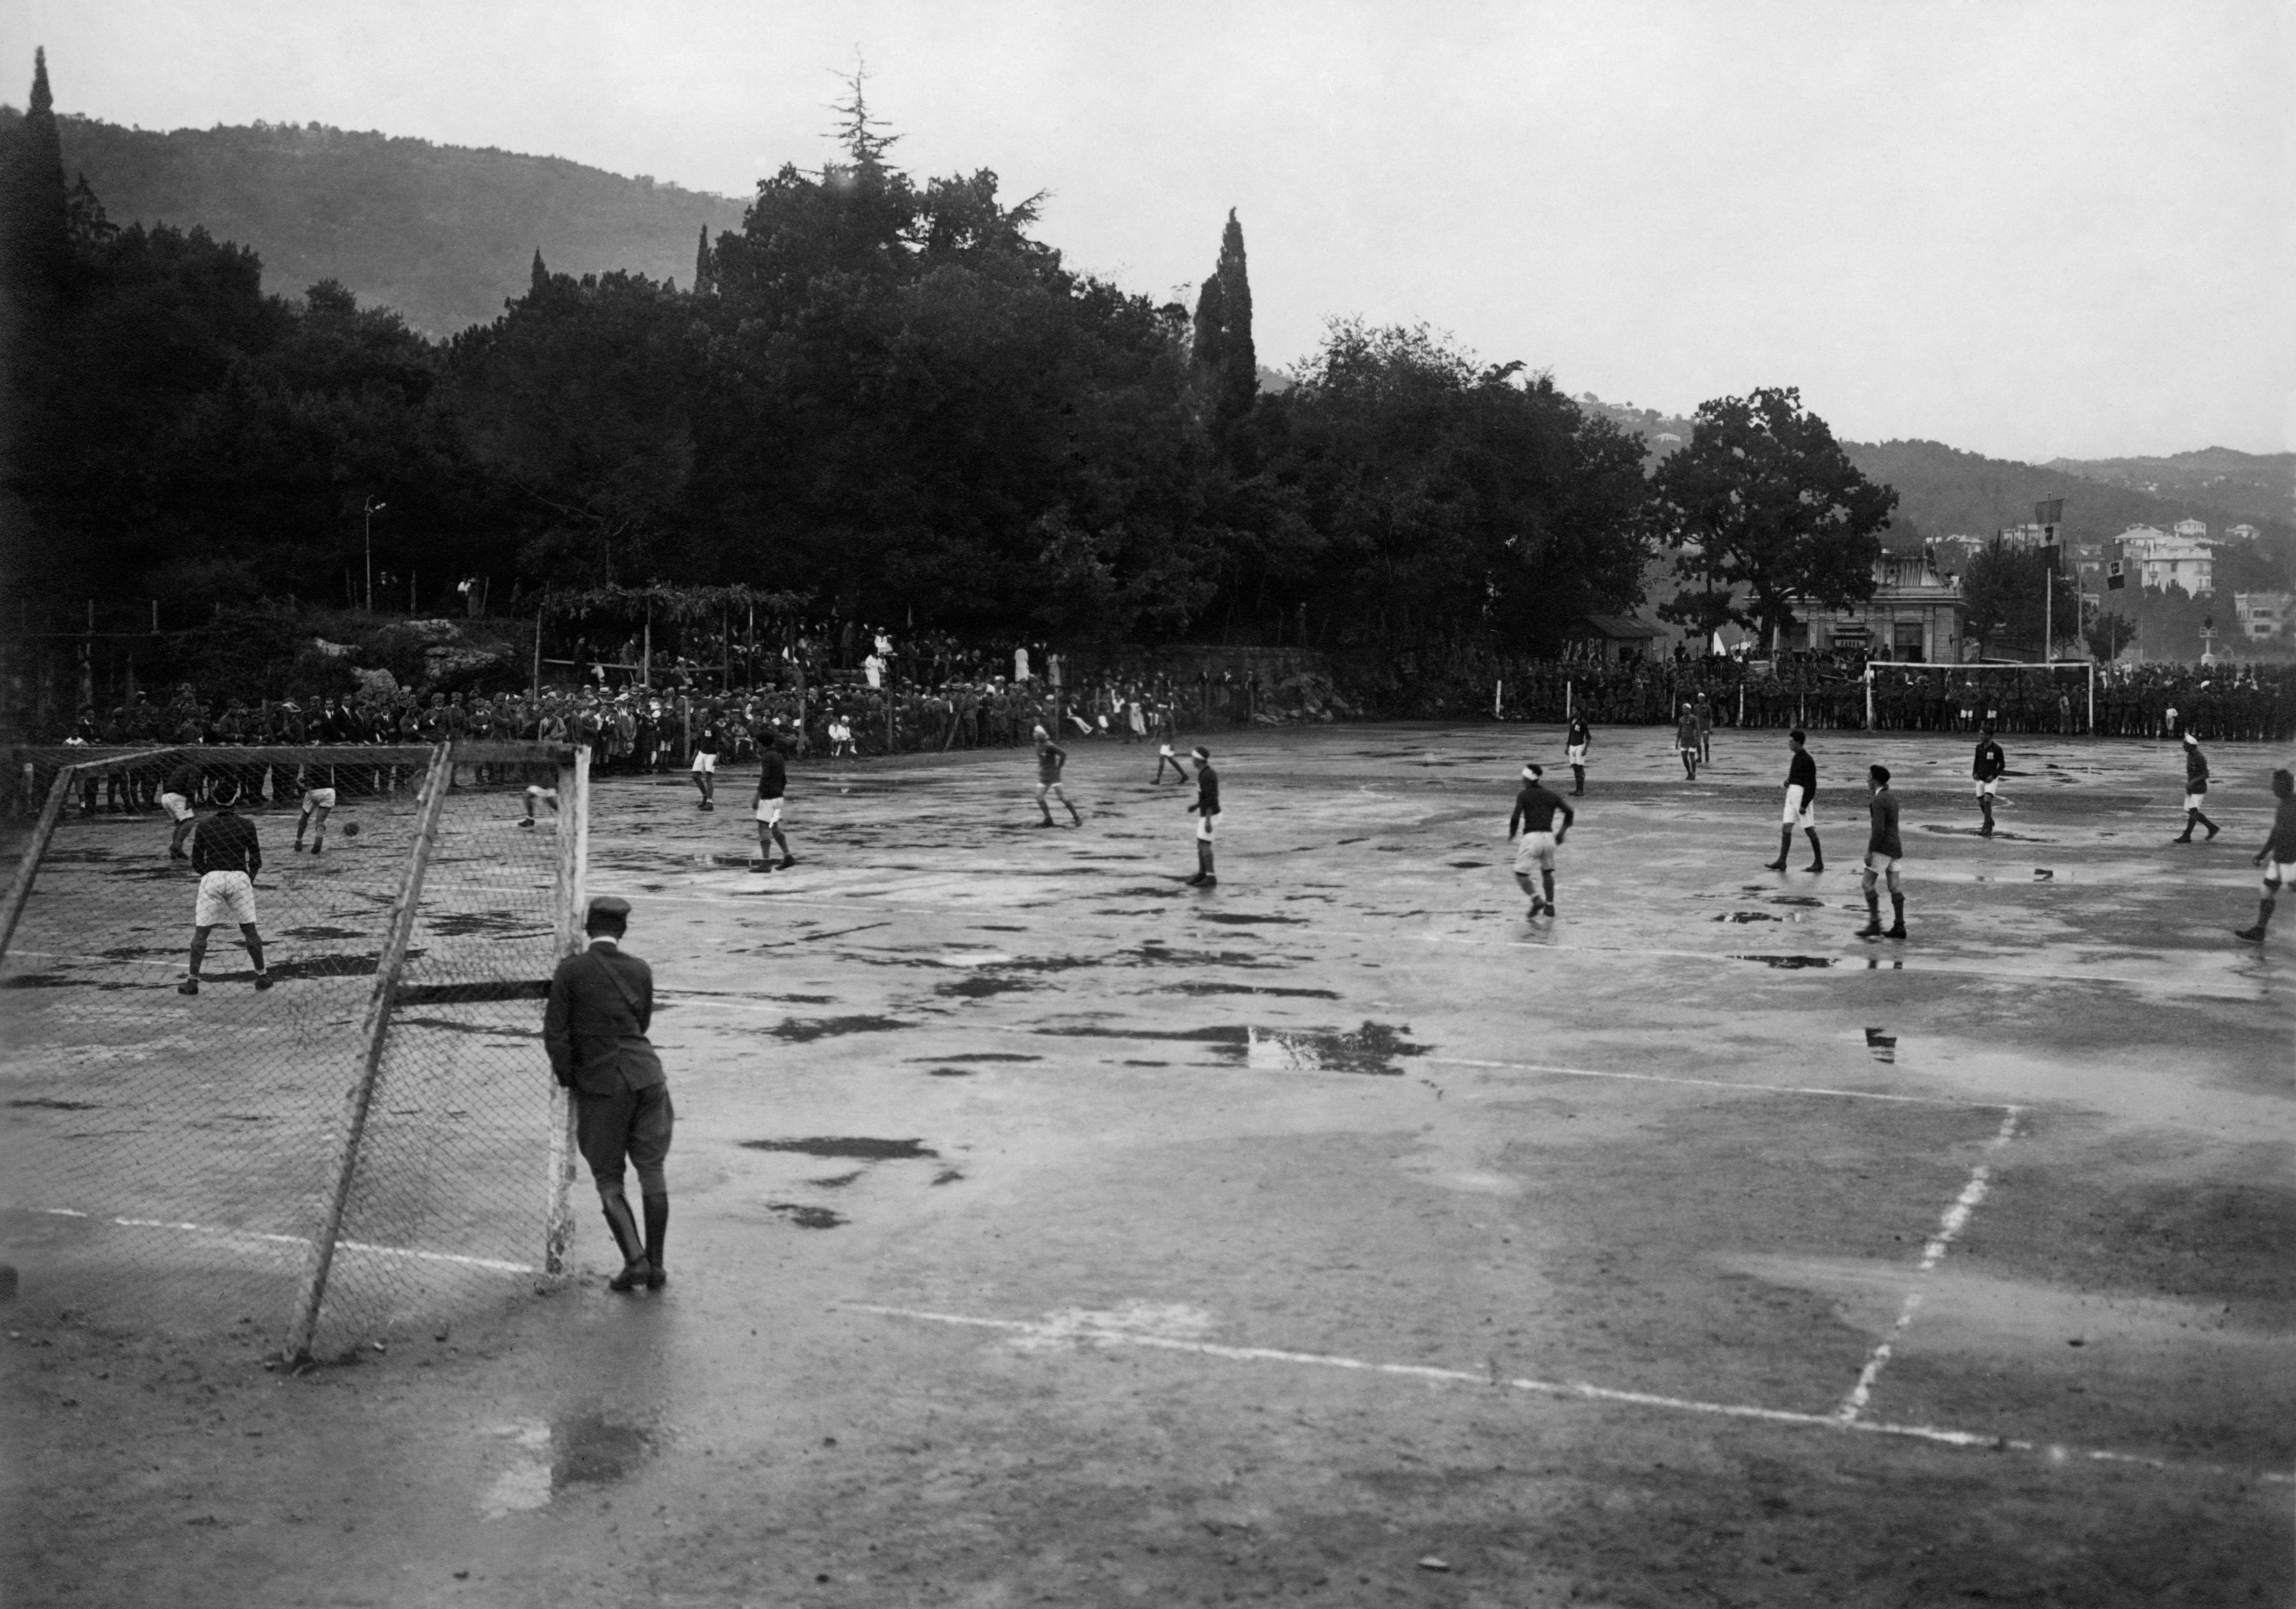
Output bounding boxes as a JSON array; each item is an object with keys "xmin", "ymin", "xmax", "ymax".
[
  {"xmin": 691, "ymin": 753, "xmax": 718, "ymax": 774},
  {"xmin": 1782, "ymin": 786, "xmax": 1815, "ymax": 829},
  {"xmin": 1973, "ymin": 779, "xmax": 1997, "ymax": 798},
  {"xmin": 159, "ymin": 792, "xmax": 194, "ymax": 822},
  {"xmin": 755, "ymin": 797, "xmax": 783, "ymax": 825},
  {"xmin": 1512, "ymin": 831, "xmax": 1557, "ymax": 873},
  {"xmin": 301, "ymin": 788, "xmax": 337, "ymax": 811},
  {"xmin": 1565, "ymin": 744, "xmax": 1587, "ymax": 764},
  {"xmin": 2264, "ymin": 859, "xmax": 2291, "ymax": 886},
  {"xmin": 1196, "ymin": 812, "xmax": 1218, "ymax": 842},
  {"xmin": 193, "ymin": 870, "xmax": 257, "ymax": 929},
  {"xmin": 1864, "ymin": 850, "xmax": 1901, "ymax": 874},
  {"xmin": 2183, "ymin": 793, "xmax": 2207, "ymax": 812}
]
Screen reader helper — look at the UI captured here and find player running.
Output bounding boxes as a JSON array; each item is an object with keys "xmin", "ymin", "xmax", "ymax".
[
  {"xmin": 1154, "ymin": 741, "xmax": 1189, "ymax": 785},
  {"xmin": 1508, "ymin": 763, "xmax": 1574, "ymax": 918},
  {"xmin": 1972, "ymin": 726, "xmax": 2005, "ymax": 837},
  {"xmin": 1033, "ymin": 724, "xmax": 1082, "ymax": 827},
  {"xmin": 1184, "ymin": 745, "xmax": 1221, "ymax": 886},
  {"xmin": 1764, "ymin": 730, "xmax": 1824, "ymax": 873},
  {"xmin": 177, "ymin": 779, "xmax": 270, "ymax": 996},
  {"xmin": 1564, "ymin": 714, "xmax": 1591, "ymax": 796},
  {"xmin": 2171, "ymin": 730, "xmax": 2219, "ymax": 842},
  {"xmin": 1674, "ymin": 702, "xmax": 1701, "ymax": 780},
  {"xmin": 1858, "ymin": 764, "xmax": 1906, "ymax": 940},
  {"xmin": 753, "ymin": 736, "xmax": 794, "ymax": 870},
  {"xmin": 158, "ymin": 754, "xmax": 202, "ymax": 860},
  {"xmin": 2234, "ymin": 768, "xmax": 2296, "ymax": 943}
]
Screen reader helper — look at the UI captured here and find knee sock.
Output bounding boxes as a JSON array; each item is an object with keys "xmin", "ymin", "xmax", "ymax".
[
  {"xmin": 2196, "ymin": 811, "xmax": 2217, "ymax": 833},
  {"xmin": 1540, "ymin": 870, "xmax": 1554, "ymax": 906},
  {"xmin": 1889, "ymin": 892, "xmax": 1905, "ymax": 929},
  {"xmin": 598, "ymin": 1189, "xmax": 645, "ymax": 1265},
  {"xmin": 642, "ymin": 1194, "xmax": 668, "ymax": 1268},
  {"xmin": 243, "ymin": 930, "xmax": 266, "ymax": 973},
  {"xmin": 1806, "ymin": 831, "xmax": 1823, "ymax": 864},
  {"xmin": 2257, "ymin": 895, "xmax": 2277, "ymax": 933},
  {"xmin": 1571, "ymin": 765, "xmax": 1584, "ymax": 792},
  {"xmin": 1774, "ymin": 827, "xmax": 1793, "ymax": 864},
  {"xmin": 2183, "ymin": 811, "xmax": 2199, "ymax": 837},
  {"xmin": 186, "ymin": 932, "xmax": 208, "ymax": 978},
  {"xmin": 1864, "ymin": 887, "xmax": 1880, "ymax": 921}
]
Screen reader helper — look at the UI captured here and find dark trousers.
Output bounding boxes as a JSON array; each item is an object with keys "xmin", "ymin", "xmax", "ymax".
[{"xmin": 576, "ymin": 1080, "xmax": 674, "ymax": 1196}]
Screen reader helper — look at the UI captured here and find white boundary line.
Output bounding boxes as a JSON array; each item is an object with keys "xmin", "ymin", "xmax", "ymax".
[
  {"xmin": 1422, "ymin": 1055, "xmax": 2002, "ymax": 1109},
  {"xmin": 1834, "ymin": 1106, "xmax": 2024, "ymax": 1423},
  {"xmin": 842, "ymin": 1302, "xmax": 2289, "ymax": 1485},
  {"xmin": 21, "ymin": 1206, "xmax": 534, "ymax": 1274}
]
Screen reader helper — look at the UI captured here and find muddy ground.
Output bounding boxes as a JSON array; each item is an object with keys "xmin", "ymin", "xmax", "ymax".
[{"xmin": 5, "ymin": 722, "xmax": 2291, "ymax": 1606}]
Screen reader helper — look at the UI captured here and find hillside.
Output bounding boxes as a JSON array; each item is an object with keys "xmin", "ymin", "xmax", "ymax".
[
  {"xmin": 7, "ymin": 110, "xmax": 747, "ymax": 336},
  {"xmin": 2043, "ymin": 447, "xmax": 2293, "ymax": 530}
]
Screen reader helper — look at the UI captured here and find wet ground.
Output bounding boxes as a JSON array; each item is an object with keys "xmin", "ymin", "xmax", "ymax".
[{"xmin": 6, "ymin": 722, "xmax": 2292, "ymax": 1606}]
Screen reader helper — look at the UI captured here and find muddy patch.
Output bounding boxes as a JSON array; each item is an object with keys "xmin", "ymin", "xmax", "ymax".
[
  {"xmin": 741, "ymin": 1137, "xmax": 939, "ymax": 1161},
  {"xmin": 1730, "ymin": 955, "xmax": 1840, "ymax": 970},
  {"xmin": 931, "ymin": 1053, "xmax": 1042, "ymax": 1063},
  {"xmin": 283, "ymin": 925, "xmax": 365, "ymax": 940},
  {"xmin": 1713, "ymin": 912, "xmax": 1783, "ymax": 924},
  {"xmin": 1160, "ymin": 983, "xmax": 1341, "ymax": 1000},
  {"xmin": 936, "ymin": 975, "xmax": 1035, "ymax": 999},
  {"xmin": 766, "ymin": 1203, "xmax": 846, "ymax": 1229},
  {"xmin": 768, "ymin": 1014, "xmax": 911, "ymax": 1042},
  {"xmin": 1195, "ymin": 912, "xmax": 1305, "ymax": 926},
  {"xmin": 1232, "ymin": 1021, "xmax": 1426, "ymax": 1075},
  {"xmin": 926, "ymin": 1067, "xmax": 974, "ymax": 1077},
  {"xmin": 7, "ymin": 1097, "xmax": 101, "ymax": 1110},
  {"xmin": 552, "ymin": 1414, "xmax": 653, "ymax": 1486}
]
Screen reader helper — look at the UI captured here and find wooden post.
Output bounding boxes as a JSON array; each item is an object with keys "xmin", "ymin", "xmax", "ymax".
[
  {"xmin": 542, "ymin": 743, "xmax": 590, "ymax": 1275},
  {"xmin": 2088, "ymin": 662, "xmax": 2096, "ymax": 735},
  {"xmin": 642, "ymin": 606, "xmax": 651, "ymax": 690},
  {"xmin": 0, "ymin": 764, "xmax": 80, "ymax": 963},
  {"xmin": 1864, "ymin": 665, "xmax": 1875, "ymax": 730},
  {"xmin": 284, "ymin": 743, "xmax": 454, "ymax": 1363}
]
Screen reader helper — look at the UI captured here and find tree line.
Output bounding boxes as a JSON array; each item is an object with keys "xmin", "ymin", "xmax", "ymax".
[{"xmin": 1, "ymin": 53, "xmax": 1897, "ymax": 662}]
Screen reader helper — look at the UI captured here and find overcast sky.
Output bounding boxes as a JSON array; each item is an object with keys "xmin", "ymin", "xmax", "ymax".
[{"xmin": 6, "ymin": 1, "xmax": 2289, "ymax": 462}]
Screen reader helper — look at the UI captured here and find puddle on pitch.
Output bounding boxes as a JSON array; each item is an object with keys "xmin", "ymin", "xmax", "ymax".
[
  {"xmin": 766, "ymin": 1202, "xmax": 847, "ymax": 1229},
  {"xmin": 937, "ymin": 975, "xmax": 1035, "ymax": 999},
  {"xmin": 552, "ymin": 1413, "xmax": 654, "ymax": 1487},
  {"xmin": 1713, "ymin": 912, "xmax": 1782, "ymax": 923},
  {"xmin": 1160, "ymin": 983, "xmax": 1341, "ymax": 1000},
  {"xmin": 931, "ymin": 1052, "xmax": 1042, "ymax": 1063},
  {"xmin": 1729, "ymin": 954, "xmax": 1840, "ymax": 970},
  {"xmin": 767, "ymin": 1014, "xmax": 912, "ymax": 1042},
  {"xmin": 741, "ymin": 1137, "xmax": 940, "ymax": 1161},
  {"xmin": 1195, "ymin": 913, "xmax": 1306, "ymax": 926},
  {"xmin": 1233, "ymin": 1021, "xmax": 1426, "ymax": 1075}
]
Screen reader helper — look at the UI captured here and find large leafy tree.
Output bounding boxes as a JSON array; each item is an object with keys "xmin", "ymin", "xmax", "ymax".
[
  {"xmin": 1958, "ymin": 534, "xmax": 2082, "ymax": 656},
  {"xmin": 1650, "ymin": 387, "xmax": 1897, "ymax": 649}
]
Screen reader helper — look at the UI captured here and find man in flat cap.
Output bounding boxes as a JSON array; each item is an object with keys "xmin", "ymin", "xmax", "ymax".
[{"xmin": 544, "ymin": 895, "xmax": 674, "ymax": 1291}]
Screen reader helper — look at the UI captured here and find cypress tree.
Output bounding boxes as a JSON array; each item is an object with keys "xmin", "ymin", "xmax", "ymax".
[
  {"xmin": 529, "ymin": 248, "xmax": 549, "ymax": 294},
  {"xmin": 693, "ymin": 225, "xmax": 714, "ymax": 295},
  {"xmin": 1, "ymin": 48, "xmax": 71, "ymax": 301},
  {"xmin": 1189, "ymin": 209, "xmax": 1256, "ymax": 427}
]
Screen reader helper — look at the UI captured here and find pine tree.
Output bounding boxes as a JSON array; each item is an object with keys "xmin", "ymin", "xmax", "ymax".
[{"xmin": 1190, "ymin": 209, "xmax": 1256, "ymax": 427}]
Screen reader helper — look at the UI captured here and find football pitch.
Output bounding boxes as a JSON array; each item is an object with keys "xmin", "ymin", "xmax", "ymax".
[{"xmin": 7, "ymin": 722, "xmax": 2290, "ymax": 1607}]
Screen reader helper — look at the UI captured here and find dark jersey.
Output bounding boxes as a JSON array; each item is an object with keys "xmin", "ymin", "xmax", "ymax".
[
  {"xmin": 756, "ymin": 750, "xmax": 787, "ymax": 800},
  {"xmin": 163, "ymin": 761, "xmax": 202, "ymax": 797},
  {"xmin": 695, "ymin": 724, "xmax": 722, "ymax": 758},
  {"xmin": 1193, "ymin": 763, "xmax": 1221, "ymax": 816},
  {"xmin": 1036, "ymin": 742, "xmax": 1067, "ymax": 785},
  {"xmin": 1786, "ymin": 750, "xmax": 1817, "ymax": 801},
  {"xmin": 1510, "ymin": 784, "xmax": 1574, "ymax": 836},
  {"xmin": 1973, "ymin": 740, "xmax": 2005, "ymax": 782},
  {"xmin": 191, "ymin": 810, "xmax": 261, "ymax": 877},
  {"xmin": 2184, "ymin": 747, "xmax": 2209, "ymax": 793},
  {"xmin": 1566, "ymin": 719, "xmax": 1591, "ymax": 749},
  {"xmin": 2266, "ymin": 796, "xmax": 2296, "ymax": 862},
  {"xmin": 1867, "ymin": 788, "xmax": 1903, "ymax": 857}
]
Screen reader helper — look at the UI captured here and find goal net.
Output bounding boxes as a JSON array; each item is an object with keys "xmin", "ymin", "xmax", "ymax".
[
  {"xmin": 0, "ymin": 740, "xmax": 588, "ymax": 1362},
  {"xmin": 1861, "ymin": 660, "xmax": 2096, "ymax": 733}
]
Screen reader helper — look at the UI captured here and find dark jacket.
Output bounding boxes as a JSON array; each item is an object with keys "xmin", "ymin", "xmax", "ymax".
[
  {"xmin": 1193, "ymin": 762, "xmax": 1221, "ymax": 816},
  {"xmin": 756, "ymin": 750, "xmax": 787, "ymax": 800},
  {"xmin": 544, "ymin": 941, "xmax": 667, "ymax": 1096},
  {"xmin": 1867, "ymin": 788, "xmax": 1903, "ymax": 858},
  {"xmin": 1786, "ymin": 749, "xmax": 1817, "ymax": 801},
  {"xmin": 191, "ymin": 809, "xmax": 261, "ymax": 877}
]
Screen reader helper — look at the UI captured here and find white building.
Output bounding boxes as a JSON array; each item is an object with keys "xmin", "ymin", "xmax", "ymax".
[
  {"xmin": 2171, "ymin": 517, "xmax": 2209, "ymax": 543},
  {"xmin": 2226, "ymin": 523, "xmax": 2261, "ymax": 544},
  {"xmin": 2234, "ymin": 591, "xmax": 2290, "ymax": 641},
  {"xmin": 2117, "ymin": 524, "xmax": 2215, "ymax": 595}
]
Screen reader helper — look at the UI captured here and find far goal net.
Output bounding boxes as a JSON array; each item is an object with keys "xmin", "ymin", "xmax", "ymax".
[{"xmin": 0, "ymin": 740, "xmax": 589, "ymax": 1362}]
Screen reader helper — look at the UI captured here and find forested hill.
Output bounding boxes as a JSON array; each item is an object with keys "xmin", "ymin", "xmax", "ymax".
[
  {"xmin": 2, "ymin": 110, "xmax": 747, "ymax": 335},
  {"xmin": 2041, "ymin": 447, "xmax": 2293, "ymax": 531}
]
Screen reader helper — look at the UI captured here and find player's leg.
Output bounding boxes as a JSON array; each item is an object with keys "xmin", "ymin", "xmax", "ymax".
[
  {"xmin": 1035, "ymin": 782, "xmax": 1057, "ymax": 825},
  {"xmin": 1977, "ymin": 782, "xmax": 1995, "ymax": 836},
  {"xmin": 1196, "ymin": 814, "xmax": 1216, "ymax": 886},
  {"xmin": 1859, "ymin": 860, "xmax": 1884, "ymax": 938},
  {"xmin": 1803, "ymin": 815, "xmax": 1824, "ymax": 873},
  {"xmin": 2174, "ymin": 801, "xmax": 2196, "ymax": 842},
  {"xmin": 1058, "ymin": 781, "xmax": 1081, "ymax": 826},
  {"xmin": 2194, "ymin": 801, "xmax": 2219, "ymax": 839},
  {"xmin": 294, "ymin": 803, "xmax": 312, "ymax": 849},
  {"xmin": 308, "ymin": 796, "xmax": 333, "ymax": 855},
  {"xmin": 1513, "ymin": 869, "xmax": 1541, "ymax": 917},
  {"xmin": 1884, "ymin": 863, "xmax": 1906, "ymax": 939},
  {"xmin": 2236, "ymin": 868, "xmax": 2279, "ymax": 942},
  {"xmin": 163, "ymin": 793, "xmax": 195, "ymax": 858},
  {"xmin": 179, "ymin": 922, "xmax": 215, "ymax": 993},
  {"xmin": 1765, "ymin": 794, "xmax": 1794, "ymax": 870},
  {"xmin": 240, "ymin": 922, "xmax": 272, "ymax": 987}
]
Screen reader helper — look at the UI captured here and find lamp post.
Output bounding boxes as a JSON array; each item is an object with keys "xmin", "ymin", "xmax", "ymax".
[{"xmin": 363, "ymin": 497, "xmax": 387, "ymax": 612}]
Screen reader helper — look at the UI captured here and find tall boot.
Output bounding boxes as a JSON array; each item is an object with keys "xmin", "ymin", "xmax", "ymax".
[
  {"xmin": 1858, "ymin": 890, "xmax": 1883, "ymax": 939},
  {"xmin": 1765, "ymin": 827, "xmax": 1792, "ymax": 871},
  {"xmin": 2173, "ymin": 812, "xmax": 2196, "ymax": 843},
  {"xmin": 1979, "ymin": 800, "xmax": 1994, "ymax": 837},
  {"xmin": 1571, "ymin": 765, "xmax": 1584, "ymax": 796},
  {"xmin": 1805, "ymin": 831, "xmax": 1825, "ymax": 874},
  {"xmin": 642, "ymin": 1194, "xmax": 670, "ymax": 1290},
  {"xmin": 1198, "ymin": 842, "xmax": 1216, "ymax": 888},
  {"xmin": 2197, "ymin": 812, "xmax": 2219, "ymax": 841},
  {"xmin": 1886, "ymin": 893, "xmax": 1906, "ymax": 940},
  {"xmin": 1540, "ymin": 870, "xmax": 1556, "ymax": 917},
  {"xmin": 2235, "ymin": 896, "xmax": 2275, "ymax": 943},
  {"xmin": 600, "ymin": 1189, "xmax": 647, "ymax": 1291}
]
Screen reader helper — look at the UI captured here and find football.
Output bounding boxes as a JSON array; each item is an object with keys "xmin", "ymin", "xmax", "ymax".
[{"xmin": 341, "ymin": 821, "xmax": 359, "ymax": 837}]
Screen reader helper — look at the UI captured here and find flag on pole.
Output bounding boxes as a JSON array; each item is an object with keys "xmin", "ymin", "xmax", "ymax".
[{"xmin": 2106, "ymin": 560, "xmax": 2125, "ymax": 591}]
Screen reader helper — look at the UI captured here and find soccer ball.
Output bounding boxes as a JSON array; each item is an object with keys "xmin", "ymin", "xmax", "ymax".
[{"xmin": 341, "ymin": 821, "xmax": 360, "ymax": 838}]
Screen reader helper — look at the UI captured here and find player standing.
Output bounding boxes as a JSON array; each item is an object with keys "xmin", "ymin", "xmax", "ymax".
[
  {"xmin": 2234, "ymin": 768, "xmax": 2296, "ymax": 942},
  {"xmin": 1033, "ymin": 724, "xmax": 1082, "ymax": 827},
  {"xmin": 1564, "ymin": 714, "xmax": 1591, "ymax": 796},
  {"xmin": 158, "ymin": 754, "xmax": 202, "ymax": 860},
  {"xmin": 1155, "ymin": 741, "xmax": 1189, "ymax": 784},
  {"xmin": 753, "ymin": 736, "xmax": 794, "ymax": 870},
  {"xmin": 1858, "ymin": 764, "xmax": 1906, "ymax": 940},
  {"xmin": 293, "ymin": 767, "xmax": 338, "ymax": 855},
  {"xmin": 1507, "ymin": 763, "xmax": 1574, "ymax": 918},
  {"xmin": 1184, "ymin": 745, "xmax": 1221, "ymax": 886},
  {"xmin": 1674, "ymin": 701, "xmax": 1701, "ymax": 780},
  {"xmin": 177, "ymin": 779, "xmax": 271, "ymax": 995},
  {"xmin": 1764, "ymin": 729, "xmax": 1824, "ymax": 873},
  {"xmin": 2171, "ymin": 730, "xmax": 2218, "ymax": 842},
  {"xmin": 1972, "ymin": 725, "xmax": 2005, "ymax": 837},
  {"xmin": 690, "ymin": 711, "xmax": 721, "ymax": 811}
]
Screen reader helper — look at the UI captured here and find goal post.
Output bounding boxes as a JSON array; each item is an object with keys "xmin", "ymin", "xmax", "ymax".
[
  {"xmin": 1861, "ymin": 660, "xmax": 2097, "ymax": 733},
  {"xmin": 0, "ymin": 737, "xmax": 588, "ymax": 1358}
]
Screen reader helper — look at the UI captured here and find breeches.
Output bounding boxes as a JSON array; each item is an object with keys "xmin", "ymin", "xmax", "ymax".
[{"xmin": 576, "ymin": 1081, "xmax": 674, "ymax": 1196}]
